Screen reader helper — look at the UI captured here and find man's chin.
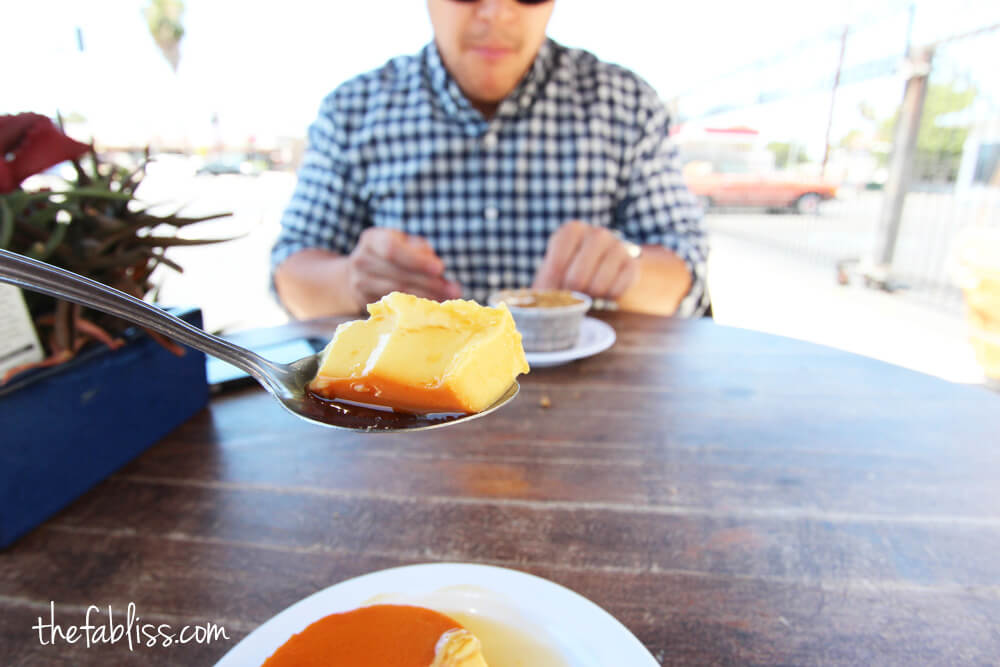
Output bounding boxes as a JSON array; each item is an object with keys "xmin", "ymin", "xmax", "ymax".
[{"xmin": 462, "ymin": 79, "xmax": 518, "ymax": 108}]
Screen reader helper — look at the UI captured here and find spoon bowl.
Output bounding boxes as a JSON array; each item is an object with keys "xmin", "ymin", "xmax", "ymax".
[{"xmin": 0, "ymin": 249, "xmax": 518, "ymax": 432}]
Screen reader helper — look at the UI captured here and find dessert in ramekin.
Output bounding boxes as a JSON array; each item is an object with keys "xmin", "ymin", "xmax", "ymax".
[{"xmin": 487, "ymin": 289, "xmax": 592, "ymax": 352}]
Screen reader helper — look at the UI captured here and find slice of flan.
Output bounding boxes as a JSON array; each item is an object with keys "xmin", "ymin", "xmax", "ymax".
[
  {"xmin": 261, "ymin": 604, "xmax": 488, "ymax": 667},
  {"xmin": 309, "ymin": 292, "xmax": 529, "ymax": 414}
]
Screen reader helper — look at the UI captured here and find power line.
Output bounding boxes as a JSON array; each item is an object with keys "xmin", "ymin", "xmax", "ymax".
[
  {"xmin": 683, "ymin": 18, "xmax": 998, "ymax": 120},
  {"xmin": 928, "ymin": 21, "xmax": 1000, "ymax": 48},
  {"xmin": 677, "ymin": 2, "xmax": 916, "ymax": 97}
]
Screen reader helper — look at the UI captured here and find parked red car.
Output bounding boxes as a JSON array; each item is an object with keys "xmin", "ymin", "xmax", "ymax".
[{"xmin": 685, "ymin": 171, "xmax": 838, "ymax": 214}]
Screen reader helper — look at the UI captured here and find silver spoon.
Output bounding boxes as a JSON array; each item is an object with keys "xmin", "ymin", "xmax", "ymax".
[{"xmin": 0, "ymin": 249, "xmax": 518, "ymax": 432}]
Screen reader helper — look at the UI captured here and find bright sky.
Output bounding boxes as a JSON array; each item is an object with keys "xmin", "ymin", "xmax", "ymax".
[{"xmin": 6, "ymin": 0, "xmax": 999, "ymax": 158}]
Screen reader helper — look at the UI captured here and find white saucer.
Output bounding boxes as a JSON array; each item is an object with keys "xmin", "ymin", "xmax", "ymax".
[
  {"xmin": 525, "ymin": 317, "xmax": 616, "ymax": 368},
  {"xmin": 214, "ymin": 562, "xmax": 657, "ymax": 666}
]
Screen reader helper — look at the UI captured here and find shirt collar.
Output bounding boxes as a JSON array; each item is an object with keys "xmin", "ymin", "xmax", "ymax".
[
  {"xmin": 499, "ymin": 37, "xmax": 556, "ymax": 119},
  {"xmin": 424, "ymin": 38, "xmax": 560, "ymax": 133}
]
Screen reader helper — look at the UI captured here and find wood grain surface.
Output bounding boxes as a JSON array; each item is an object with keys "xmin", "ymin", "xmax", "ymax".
[{"xmin": 2, "ymin": 313, "xmax": 998, "ymax": 666}]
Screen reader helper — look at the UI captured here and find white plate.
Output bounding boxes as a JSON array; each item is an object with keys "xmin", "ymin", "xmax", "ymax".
[
  {"xmin": 215, "ymin": 562, "xmax": 656, "ymax": 667},
  {"xmin": 526, "ymin": 317, "xmax": 616, "ymax": 368}
]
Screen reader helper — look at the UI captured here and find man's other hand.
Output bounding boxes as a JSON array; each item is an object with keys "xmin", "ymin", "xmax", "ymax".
[
  {"xmin": 347, "ymin": 228, "xmax": 463, "ymax": 307},
  {"xmin": 532, "ymin": 221, "xmax": 640, "ymax": 299}
]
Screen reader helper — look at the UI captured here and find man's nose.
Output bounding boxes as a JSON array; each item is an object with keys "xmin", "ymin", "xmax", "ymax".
[{"xmin": 474, "ymin": 0, "xmax": 516, "ymax": 22}]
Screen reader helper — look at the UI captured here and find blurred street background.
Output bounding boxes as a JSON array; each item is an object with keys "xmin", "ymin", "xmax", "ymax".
[{"xmin": 6, "ymin": 0, "xmax": 1000, "ymax": 386}]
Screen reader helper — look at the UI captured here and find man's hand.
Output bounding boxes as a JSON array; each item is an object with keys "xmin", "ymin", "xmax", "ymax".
[
  {"xmin": 346, "ymin": 228, "xmax": 462, "ymax": 307},
  {"xmin": 533, "ymin": 221, "xmax": 640, "ymax": 299}
]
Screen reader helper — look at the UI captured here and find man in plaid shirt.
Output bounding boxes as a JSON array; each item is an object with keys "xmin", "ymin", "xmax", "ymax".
[{"xmin": 273, "ymin": 0, "xmax": 709, "ymax": 318}]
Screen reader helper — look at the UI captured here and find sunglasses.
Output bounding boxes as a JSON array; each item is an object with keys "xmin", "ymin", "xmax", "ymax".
[{"xmin": 449, "ymin": 0, "xmax": 551, "ymax": 4}]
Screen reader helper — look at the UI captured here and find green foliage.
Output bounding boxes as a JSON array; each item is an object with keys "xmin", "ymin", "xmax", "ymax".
[
  {"xmin": 876, "ymin": 82, "xmax": 978, "ymax": 155},
  {"xmin": 1, "ymin": 147, "xmax": 230, "ymax": 367},
  {"xmin": 144, "ymin": 0, "xmax": 185, "ymax": 72},
  {"xmin": 767, "ymin": 141, "xmax": 810, "ymax": 169},
  {"xmin": 837, "ymin": 129, "xmax": 865, "ymax": 150}
]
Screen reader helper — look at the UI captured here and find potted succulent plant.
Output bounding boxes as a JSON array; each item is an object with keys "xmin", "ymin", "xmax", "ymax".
[{"xmin": 0, "ymin": 112, "xmax": 231, "ymax": 548}]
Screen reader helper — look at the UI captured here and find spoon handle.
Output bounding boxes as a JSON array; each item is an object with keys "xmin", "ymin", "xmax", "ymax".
[{"xmin": 0, "ymin": 248, "xmax": 281, "ymax": 387}]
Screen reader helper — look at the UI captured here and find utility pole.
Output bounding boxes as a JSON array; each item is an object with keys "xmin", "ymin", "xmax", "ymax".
[
  {"xmin": 904, "ymin": 3, "xmax": 916, "ymax": 57},
  {"xmin": 821, "ymin": 26, "xmax": 849, "ymax": 179},
  {"xmin": 870, "ymin": 45, "xmax": 934, "ymax": 277}
]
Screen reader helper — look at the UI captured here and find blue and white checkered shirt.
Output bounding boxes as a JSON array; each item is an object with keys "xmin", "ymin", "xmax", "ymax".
[{"xmin": 273, "ymin": 38, "xmax": 709, "ymax": 316}]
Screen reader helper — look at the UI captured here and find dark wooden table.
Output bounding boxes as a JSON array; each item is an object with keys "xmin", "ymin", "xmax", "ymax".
[{"xmin": 3, "ymin": 313, "xmax": 1000, "ymax": 665}]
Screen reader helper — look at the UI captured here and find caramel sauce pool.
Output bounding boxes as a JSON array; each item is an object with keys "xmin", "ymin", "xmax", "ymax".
[
  {"xmin": 262, "ymin": 604, "xmax": 569, "ymax": 667},
  {"xmin": 261, "ymin": 605, "xmax": 459, "ymax": 667},
  {"xmin": 493, "ymin": 288, "xmax": 583, "ymax": 308},
  {"xmin": 302, "ymin": 391, "xmax": 464, "ymax": 431}
]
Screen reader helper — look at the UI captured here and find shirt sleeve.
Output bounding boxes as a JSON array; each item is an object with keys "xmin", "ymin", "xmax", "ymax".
[
  {"xmin": 270, "ymin": 92, "xmax": 370, "ymax": 275},
  {"xmin": 614, "ymin": 95, "xmax": 710, "ymax": 318}
]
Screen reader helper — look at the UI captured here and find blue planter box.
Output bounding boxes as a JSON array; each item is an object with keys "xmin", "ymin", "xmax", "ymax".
[{"xmin": 0, "ymin": 308, "xmax": 209, "ymax": 548}]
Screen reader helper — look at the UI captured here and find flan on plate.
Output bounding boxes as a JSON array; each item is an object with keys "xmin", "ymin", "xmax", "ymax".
[{"xmin": 261, "ymin": 604, "xmax": 487, "ymax": 667}]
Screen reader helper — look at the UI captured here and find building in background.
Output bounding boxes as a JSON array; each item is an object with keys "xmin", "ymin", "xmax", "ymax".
[{"xmin": 956, "ymin": 110, "xmax": 1000, "ymax": 191}]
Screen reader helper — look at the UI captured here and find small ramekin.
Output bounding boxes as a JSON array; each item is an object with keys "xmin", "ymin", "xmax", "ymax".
[{"xmin": 488, "ymin": 289, "xmax": 592, "ymax": 352}]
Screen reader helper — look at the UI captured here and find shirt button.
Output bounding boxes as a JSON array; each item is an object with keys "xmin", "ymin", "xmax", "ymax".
[
  {"xmin": 482, "ymin": 132, "xmax": 498, "ymax": 150},
  {"xmin": 484, "ymin": 206, "xmax": 499, "ymax": 221}
]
